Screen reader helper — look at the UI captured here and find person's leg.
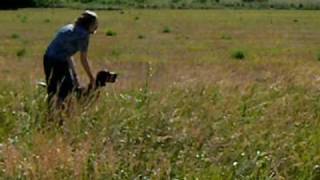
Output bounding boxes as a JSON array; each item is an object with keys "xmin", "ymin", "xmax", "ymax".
[
  {"xmin": 56, "ymin": 65, "xmax": 76, "ymax": 125},
  {"xmin": 44, "ymin": 57, "xmax": 72, "ymax": 124},
  {"xmin": 44, "ymin": 56, "xmax": 60, "ymax": 122},
  {"xmin": 57, "ymin": 66, "xmax": 75, "ymax": 101},
  {"xmin": 44, "ymin": 56, "xmax": 54, "ymax": 105}
]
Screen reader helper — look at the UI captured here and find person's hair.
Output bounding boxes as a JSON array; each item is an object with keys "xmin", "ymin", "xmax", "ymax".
[{"xmin": 75, "ymin": 12, "xmax": 97, "ymax": 32}]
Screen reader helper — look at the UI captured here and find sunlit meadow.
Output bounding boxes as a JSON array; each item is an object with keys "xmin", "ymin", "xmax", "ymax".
[{"xmin": 0, "ymin": 9, "xmax": 320, "ymax": 179}]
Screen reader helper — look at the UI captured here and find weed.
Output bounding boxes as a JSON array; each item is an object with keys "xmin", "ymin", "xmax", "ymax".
[
  {"xmin": 110, "ymin": 49, "xmax": 121, "ymax": 57},
  {"xmin": 163, "ymin": 26, "xmax": 171, "ymax": 33},
  {"xmin": 16, "ymin": 48, "xmax": 26, "ymax": 57},
  {"xmin": 105, "ymin": 30, "xmax": 117, "ymax": 36},
  {"xmin": 232, "ymin": 50, "xmax": 246, "ymax": 60},
  {"xmin": 10, "ymin": 33, "xmax": 20, "ymax": 39},
  {"xmin": 44, "ymin": 18, "xmax": 51, "ymax": 23},
  {"xmin": 221, "ymin": 34, "xmax": 232, "ymax": 40},
  {"xmin": 20, "ymin": 16, "xmax": 28, "ymax": 23},
  {"xmin": 138, "ymin": 35, "xmax": 145, "ymax": 39}
]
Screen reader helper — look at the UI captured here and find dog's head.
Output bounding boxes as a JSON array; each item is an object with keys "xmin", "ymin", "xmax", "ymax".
[{"xmin": 95, "ymin": 69, "xmax": 117, "ymax": 87}]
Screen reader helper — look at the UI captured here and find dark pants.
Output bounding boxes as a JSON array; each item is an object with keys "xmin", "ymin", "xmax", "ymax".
[{"xmin": 43, "ymin": 55, "xmax": 75, "ymax": 103}]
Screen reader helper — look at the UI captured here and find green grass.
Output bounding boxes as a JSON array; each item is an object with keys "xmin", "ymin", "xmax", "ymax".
[{"xmin": 1, "ymin": 8, "xmax": 320, "ymax": 179}]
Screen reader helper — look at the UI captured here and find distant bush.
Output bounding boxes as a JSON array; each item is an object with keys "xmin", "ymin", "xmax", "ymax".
[
  {"xmin": 1, "ymin": 0, "xmax": 33, "ymax": 9},
  {"xmin": 242, "ymin": 0, "xmax": 267, "ymax": 2},
  {"xmin": 1, "ymin": 0, "xmax": 320, "ymax": 9},
  {"xmin": 17, "ymin": 48, "xmax": 27, "ymax": 57},
  {"xmin": 138, "ymin": 35, "xmax": 145, "ymax": 39},
  {"xmin": 44, "ymin": 19, "xmax": 51, "ymax": 23},
  {"xmin": 20, "ymin": 16, "xmax": 28, "ymax": 23},
  {"xmin": 221, "ymin": 34, "xmax": 232, "ymax": 40},
  {"xmin": 11, "ymin": 33, "xmax": 20, "ymax": 39},
  {"xmin": 33, "ymin": 0, "xmax": 63, "ymax": 7},
  {"xmin": 298, "ymin": 3, "xmax": 304, "ymax": 9},
  {"xmin": 105, "ymin": 30, "xmax": 117, "ymax": 36},
  {"xmin": 232, "ymin": 50, "xmax": 246, "ymax": 60},
  {"xmin": 317, "ymin": 53, "xmax": 320, "ymax": 61},
  {"xmin": 162, "ymin": 27, "xmax": 171, "ymax": 33},
  {"xmin": 110, "ymin": 49, "xmax": 121, "ymax": 57},
  {"xmin": 0, "ymin": 0, "xmax": 63, "ymax": 9}
]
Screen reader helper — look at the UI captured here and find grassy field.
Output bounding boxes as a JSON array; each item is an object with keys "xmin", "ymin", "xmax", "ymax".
[{"xmin": 1, "ymin": 8, "xmax": 320, "ymax": 179}]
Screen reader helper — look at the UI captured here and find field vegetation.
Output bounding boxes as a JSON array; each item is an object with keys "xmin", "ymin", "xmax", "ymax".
[{"xmin": 0, "ymin": 9, "xmax": 320, "ymax": 179}]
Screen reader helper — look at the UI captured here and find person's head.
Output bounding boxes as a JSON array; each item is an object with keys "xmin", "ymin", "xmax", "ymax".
[{"xmin": 75, "ymin": 10, "xmax": 98, "ymax": 34}]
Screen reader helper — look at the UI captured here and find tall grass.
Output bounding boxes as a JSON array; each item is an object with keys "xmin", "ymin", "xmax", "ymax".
[
  {"xmin": 2, "ymin": 80, "xmax": 320, "ymax": 178},
  {"xmin": 1, "ymin": 9, "xmax": 320, "ymax": 178}
]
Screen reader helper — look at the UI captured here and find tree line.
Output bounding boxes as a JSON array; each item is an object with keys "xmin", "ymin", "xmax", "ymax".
[
  {"xmin": 0, "ymin": 0, "xmax": 316, "ymax": 10},
  {"xmin": 1, "ymin": 0, "xmax": 64, "ymax": 9}
]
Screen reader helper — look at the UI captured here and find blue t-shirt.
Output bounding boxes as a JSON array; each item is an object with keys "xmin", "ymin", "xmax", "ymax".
[{"xmin": 45, "ymin": 24, "xmax": 89, "ymax": 61}]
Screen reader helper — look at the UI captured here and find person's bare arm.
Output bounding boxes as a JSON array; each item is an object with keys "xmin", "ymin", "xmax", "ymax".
[
  {"xmin": 67, "ymin": 56, "xmax": 80, "ymax": 87},
  {"xmin": 80, "ymin": 52, "xmax": 95, "ymax": 85}
]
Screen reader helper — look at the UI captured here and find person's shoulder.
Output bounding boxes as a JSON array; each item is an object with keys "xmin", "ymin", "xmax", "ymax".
[{"xmin": 58, "ymin": 24, "xmax": 74, "ymax": 33}]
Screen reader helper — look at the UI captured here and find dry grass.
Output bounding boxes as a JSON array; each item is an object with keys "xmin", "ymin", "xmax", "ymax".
[{"xmin": 0, "ymin": 9, "xmax": 320, "ymax": 179}]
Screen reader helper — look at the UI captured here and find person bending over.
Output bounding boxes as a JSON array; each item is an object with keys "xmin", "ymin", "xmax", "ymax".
[{"xmin": 43, "ymin": 10, "xmax": 98, "ymax": 110}]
